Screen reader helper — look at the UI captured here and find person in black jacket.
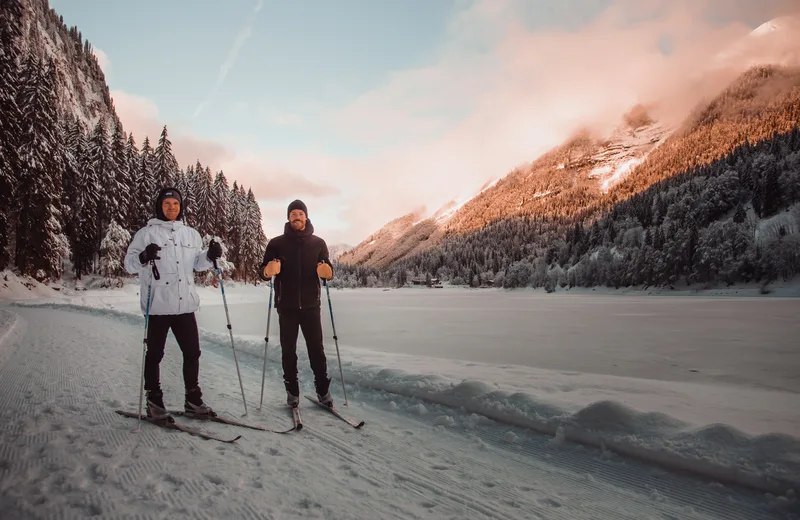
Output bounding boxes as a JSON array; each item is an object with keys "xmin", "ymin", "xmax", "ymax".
[{"xmin": 259, "ymin": 199, "xmax": 334, "ymax": 408}]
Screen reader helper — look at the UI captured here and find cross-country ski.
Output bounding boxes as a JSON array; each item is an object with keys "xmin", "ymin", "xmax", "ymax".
[
  {"xmin": 115, "ymin": 410, "xmax": 242, "ymax": 443},
  {"xmin": 305, "ymin": 395, "xmax": 366, "ymax": 429},
  {"xmin": 167, "ymin": 409, "xmax": 298, "ymax": 434}
]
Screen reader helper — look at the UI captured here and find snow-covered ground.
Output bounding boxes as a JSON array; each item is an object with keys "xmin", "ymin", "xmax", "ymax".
[{"xmin": 1, "ymin": 271, "xmax": 799, "ymax": 519}]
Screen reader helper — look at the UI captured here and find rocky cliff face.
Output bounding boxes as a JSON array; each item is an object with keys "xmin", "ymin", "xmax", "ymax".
[{"xmin": 17, "ymin": 0, "xmax": 118, "ymax": 131}]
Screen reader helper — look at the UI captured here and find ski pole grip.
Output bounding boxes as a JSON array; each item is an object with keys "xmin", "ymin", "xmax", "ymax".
[{"xmin": 150, "ymin": 260, "xmax": 160, "ymax": 280}]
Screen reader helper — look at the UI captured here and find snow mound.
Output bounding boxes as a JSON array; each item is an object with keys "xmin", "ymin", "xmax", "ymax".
[
  {"xmin": 569, "ymin": 400, "xmax": 687, "ymax": 436},
  {"xmin": 0, "ymin": 271, "xmax": 67, "ymax": 301},
  {"xmin": 13, "ymin": 300, "xmax": 800, "ymax": 498}
]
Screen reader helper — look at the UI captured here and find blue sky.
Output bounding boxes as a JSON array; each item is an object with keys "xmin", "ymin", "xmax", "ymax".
[
  {"xmin": 47, "ymin": 0, "xmax": 787, "ymax": 245},
  {"xmin": 49, "ymin": 0, "xmax": 474, "ymax": 155}
]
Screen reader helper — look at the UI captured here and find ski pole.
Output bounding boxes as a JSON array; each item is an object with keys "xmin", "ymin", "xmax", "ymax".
[
  {"xmin": 324, "ymin": 279, "xmax": 349, "ymax": 406},
  {"xmin": 136, "ymin": 260, "xmax": 159, "ymax": 430},
  {"xmin": 214, "ymin": 258, "xmax": 248, "ymax": 417},
  {"xmin": 258, "ymin": 279, "xmax": 274, "ymax": 411}
]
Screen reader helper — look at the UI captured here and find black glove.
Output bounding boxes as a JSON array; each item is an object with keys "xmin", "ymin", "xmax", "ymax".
[
  {"xmin": 139, "ymin": 243, "xmax": 161, "ymax": 264},
  {"xmin": 207, "ymin": 240, "xmax": 222, "ymax": 261}
]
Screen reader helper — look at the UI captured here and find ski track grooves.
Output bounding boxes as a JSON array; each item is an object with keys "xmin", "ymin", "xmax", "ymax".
[{"xmin": 0, "ymin": 304, "xmax": 795, "ymax": 520}]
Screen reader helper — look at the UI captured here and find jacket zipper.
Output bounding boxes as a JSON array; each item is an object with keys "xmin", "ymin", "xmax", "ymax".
[{"xmin": 298, "ymin": 240, "xmax": 303, "ymax": 310}]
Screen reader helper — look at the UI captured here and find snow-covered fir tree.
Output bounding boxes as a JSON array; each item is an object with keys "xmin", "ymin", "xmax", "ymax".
[
  {"xmin": 123, "ymin": 133, "xmax": 140, "ymax": 233},
  {"xmin": 99, "ymin": 220, "xmax": 131, "ymax": 287},
  {"xmin": 213, "ymin": 171, "xmax": 230, "ymax": 242},
  {"xmin": 153, "ymin": 125, "xmax": 179, "ymax": 187},
  {"xmin": 134, "ymin": 137, "xmax": 155, "ymax": 229},
  {"xmin": 242, "ymin": 188, "xmax": 267, "ymax": 283},
  {"xmin": 193, "ymin": 163, "xmax": 214, "ymax": 237},
  {"xmin": 87, "ymin": 119, "xmax": 110, "ymax": 257},
  {"xmin": 108, "ymin": 121, "xmax": 129, "ymax": 227},
  {"xmin": 174, "ymin": 167, "xmax": 191, "ymax": 227},
  {"xmin": 226, "ymin": 182, "xmax": 246, "ymax": 278},
  {"xmin": 0, "ymin": 0, "xmax": 23, "ymax": 270},
  {"xmin": 15, "ymin": 57, "xmax": 69, "ymax": 280}
]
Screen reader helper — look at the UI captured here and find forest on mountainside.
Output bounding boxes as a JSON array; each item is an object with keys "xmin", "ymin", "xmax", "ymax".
[
  {"xmin": 333, "ymin": 65, "xmax": 800, "ymax": 290},
  {"xmin": 333, "ymin": 127, "xmax": 800, "ymax": 290},
  {"xmin": 443, "ymin": 66, "xmax": 800, "ymax": 236}
]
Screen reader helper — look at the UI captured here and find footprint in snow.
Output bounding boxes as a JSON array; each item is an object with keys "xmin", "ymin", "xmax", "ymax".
[
  {"xmin": 538, "ymin": 498, "xmax": 562, "ymax": 508},
  {"xmin": 204, "ymin": 474, "xmax": 225, "ymax": 486}
]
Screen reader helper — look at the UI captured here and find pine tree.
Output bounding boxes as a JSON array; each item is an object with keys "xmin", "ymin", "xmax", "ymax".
[
  {"xmin": 15, "ymin": 57, "xmax": 69, "ymax": 279},
  {"xmin": 64, "ymin": 118, "xmax": 88, "ymax": 274},
  {"xmin": 762, "ymin": 162, "xmax": 781, "ymax": 217},
  {"xmin": 0, "ymin": 0, "xmax": 23, "ymax": 269},
  {"xmin": 193, "ymin": 163, "xmax": 213, "ymax": 236},
  {"xmin": 60, "ymin": 117, "xmax": 78, "ymax": 263},
  {"xmin": 153, "ymin": 125, "xmax": 179, "ymax": 187},
  {"xmin": 183, "ymin": 163, "xmax": 197, "ymax": 228},
  {"xmin": 87, "ymin": 119, "xmax": 110, "ymax": 258},
  {"xmin": 136, "ymin": 137, "xmax": 155, "ymax": 227},
  {"xmin": 99, "ymin": 220, "xmax": 131, "ymax": 287},
  {"xmin": 174, "ymin": 167, "xmax": 191, "ymax": 226},
  {"xmin": 108, "ymin": 121, "xmax": 128, "ymax": 227},
  {"xmin": 240, "ymin": 188, "xmax": 266, "ymax": 283},
  {"xmin": 213, "ymin": 171, "xmax": 230, "ymax": 240},
  {"xmin": 123, "ymin": 133, "xmax": 140, "ymax": 232},
  {"xmin": 227, "ymin": 181, "xmax": 244, "ymax": 277}
]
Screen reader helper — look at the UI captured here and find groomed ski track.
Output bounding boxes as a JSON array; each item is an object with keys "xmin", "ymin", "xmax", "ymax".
[{"xmin": 0, "ymin": 305, "xmax": 794, "ymax": 520}]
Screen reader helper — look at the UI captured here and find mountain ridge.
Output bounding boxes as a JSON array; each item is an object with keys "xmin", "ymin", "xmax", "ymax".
[{"xmin": 339, "ymin": 15, "xmax": 800, "ymax": 274}]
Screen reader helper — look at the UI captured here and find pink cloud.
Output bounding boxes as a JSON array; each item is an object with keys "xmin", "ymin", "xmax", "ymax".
[
  {"xmin": 319, "ymin": 0, "xmax": 800, "ymax": 242},
  {"xmin": 111, "ymin": 89, "xmax": 337, "ymax": 201}
]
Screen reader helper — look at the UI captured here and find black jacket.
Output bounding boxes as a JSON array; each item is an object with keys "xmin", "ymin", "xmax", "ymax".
[{"xmin": 261, "ymin": 220, "xmax": 332, "ymax": 310}]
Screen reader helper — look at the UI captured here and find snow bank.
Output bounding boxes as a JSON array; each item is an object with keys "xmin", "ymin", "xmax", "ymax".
[
  {"xmin": 0, "ymin": 271, "xmax": 67, "ymax": 300},
  {"xmin": 11, "ymin": 299, "xmax": 800, "ymax": 498},
  {"xmin": 339, "ymin": 370, "xmax": 800, "ymax": 497}
]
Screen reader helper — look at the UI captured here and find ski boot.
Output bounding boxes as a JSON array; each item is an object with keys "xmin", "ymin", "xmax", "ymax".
[
  {"xmin": 184, "ymin": 387, "xmax": 216, "ymax": 417},
  {"xmin": 316, "ymin": 377, "xmax": 333, "ymax": 407},
  {"xmin": 285, "ymin": 379, "xmax": 300, "ymax": 408},
  {"xmin": 146, "ymin": 389, "xmax": 172, "ymax": 421},
  {"xmin": 317, "ymin": 391, "xmax": 333, "ymax": 407}
]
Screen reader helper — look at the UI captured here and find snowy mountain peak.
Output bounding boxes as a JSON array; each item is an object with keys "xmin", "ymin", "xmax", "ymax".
[{"xmin": 713, "ymin": 14, "xmax": 800, "ymax": 71}]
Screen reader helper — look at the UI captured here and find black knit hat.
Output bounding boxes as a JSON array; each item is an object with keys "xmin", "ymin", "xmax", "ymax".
[
  {"xmin": 287, "ymin": 199, "xmax": 307, "ymax": 219},
  {"xmin": 155, "ymin": 186, "xmax": 184, "ymax": 221}
]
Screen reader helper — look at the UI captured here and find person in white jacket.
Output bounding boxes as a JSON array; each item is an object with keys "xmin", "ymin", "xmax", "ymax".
[{"xmin": 124, "ymin": 187, "xmax": 222, "ymax": 420}]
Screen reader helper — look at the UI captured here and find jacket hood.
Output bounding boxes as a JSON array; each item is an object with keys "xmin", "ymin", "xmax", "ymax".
[{"xmin": 147, "ymin": 218, "xmax": 185, "ymax": 228}]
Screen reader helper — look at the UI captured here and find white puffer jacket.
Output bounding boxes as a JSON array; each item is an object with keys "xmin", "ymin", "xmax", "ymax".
[{"xmin": 124, "ymin": 218, "xmax": 215, "ymax": 316}]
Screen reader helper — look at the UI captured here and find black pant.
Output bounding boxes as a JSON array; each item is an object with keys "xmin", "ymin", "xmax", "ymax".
[
  {"xmin": 145, "ymin": 313, "xmax": 202, "ymax": 393},
  {"xmin": 278, "ymin": 307, "xmax": 329, "ymax": 396}
]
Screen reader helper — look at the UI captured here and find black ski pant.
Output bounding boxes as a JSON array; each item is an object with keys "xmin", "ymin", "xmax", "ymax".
[
  {"xmin": 278, "ymin": 306, "xmax": 329, "ymax": 396},
  {"xmin": 144, "ymin": 312, "xmax": 202, "ymax": 393}
]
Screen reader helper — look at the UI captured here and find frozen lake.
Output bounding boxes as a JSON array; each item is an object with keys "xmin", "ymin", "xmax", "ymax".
[{"xmin": 195, "ymin": 288, "xmax": 800, "ymax": 394}]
